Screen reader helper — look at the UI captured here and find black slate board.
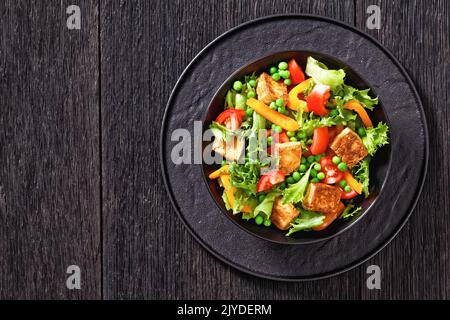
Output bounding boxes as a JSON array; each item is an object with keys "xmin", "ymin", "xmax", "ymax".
[{"xmin": 161, "ymin": 15, "xmax": 428, "ymax": 280}]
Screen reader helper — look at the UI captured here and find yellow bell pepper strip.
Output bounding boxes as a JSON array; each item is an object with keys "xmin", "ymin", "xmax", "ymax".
[
  {"xmin": 344, "ymin": 100, "xmax": 373, "ymax": 128},
  {"xmin": 246, "ymin": 98, "xmax": 299, "ymax": 132},
  {"xmin": 219, "ymin": 174, "xmax": 252, "ymax": 213},
  {"xmin": 344, "ymin": 171, "xmax": 363, "ymax": 195},
  {"xmin": 287, "ymin": 78, "xmax": 313, "ymax": 111},
  {"xmin": 208, "ymin": 165, "xmax": 229, "ymax": 179}
]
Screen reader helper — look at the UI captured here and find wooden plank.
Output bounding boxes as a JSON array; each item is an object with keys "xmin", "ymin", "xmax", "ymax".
[
  {"xmin": 355, "ymin": 0, "xmax": 450, "ymax": 299},
  {"xmin": 0, "ymin": 0, "xmax": 101, "ymax": 299},
  {"xmin": 101, "ymin": 0, "xmax": 356, "ymax": 299}
]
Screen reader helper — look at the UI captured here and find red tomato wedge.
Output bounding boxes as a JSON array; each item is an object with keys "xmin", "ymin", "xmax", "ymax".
[
  {"xmin": 320, "ymin": 156, "xmax": 344, "ymax": 184},
  {"xmin": 288, "ymin": 59, "xmax": 305, "ymax": 85},
  {"xmin": 256, "ymin": 170, "xmax": 285, "ymax": 193},
  {"xmin": 341, "ymin": 189, "xmax": 358, "ymax": 199},
  {"xmin": 306, "ymin": 84, "xmax": 330, "ymax": 116},
  {"xmin": 310, "ymin": 127, "xmax": 329, "ymax": 155},
  {"xmin": 215, "ymin": 109, "xmax": 245, "ymax": 131}
]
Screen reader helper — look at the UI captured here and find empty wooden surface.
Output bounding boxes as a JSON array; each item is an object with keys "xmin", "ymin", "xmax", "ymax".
[{"xmin": 0, "ymin": 0, "xmax": 448, "ymax": 299}]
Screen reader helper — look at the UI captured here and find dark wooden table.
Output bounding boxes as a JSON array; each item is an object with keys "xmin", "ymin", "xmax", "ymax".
[{"xmin": 0, "ymin": 0, "xmax": 448, "ymax": 300}]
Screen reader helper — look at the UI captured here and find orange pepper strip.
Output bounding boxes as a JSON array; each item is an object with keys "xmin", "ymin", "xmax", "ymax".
[
  {"xmin": 246, "ymin": 98, "xmax": 299, "ymax": 132},
  {"xmin": 344, "ymin": 171, "xmax": 363, "ymax": 194},
  {"xmin": 344, "ymin": 100, "xmax": 373, "ymax": 128},
  {"xmin": 287, "ymin": 78, "xmax": 313, "ymax": 111},
  {"xmin": 208, "ymin": 165, "xmax": 229, "ymax": 179},
  {"xmin": 219, "ymin": 174, "xmax": 251, "ymax": 213}
]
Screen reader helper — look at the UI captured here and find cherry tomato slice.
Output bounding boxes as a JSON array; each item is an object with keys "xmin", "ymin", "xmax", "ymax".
[
  {"xmin": 306, "ymin": 84, "xmax": 330, "ymax": 116},
  {"xmin": 310, "ymin": 127, "xmax": 329, "ymax": 155},
  {"xmin": 256, "ymin": 170, "xmax": 285, "ymax": 193},
  {"xmin": 288, "ymin": 59, "xmax": 305, "ymax": 85},
  {"xmin": 341, "ymin": 189, "xmax": 358, "ymax": 199},
  {"xmin": 215, "ymin": 109, "xmax": 245, "ymax": 131},
  {"xmin": 320, "ymin": 156, "xmax": 344, "ymax": 184}
]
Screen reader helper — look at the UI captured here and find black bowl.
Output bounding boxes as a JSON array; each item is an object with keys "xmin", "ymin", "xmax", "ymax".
[{"xmin": 202, "ymin": 51, "xmax": 391, "ymax": 244}]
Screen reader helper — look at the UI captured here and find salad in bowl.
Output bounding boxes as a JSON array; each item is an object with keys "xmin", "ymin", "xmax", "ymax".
[{"xmin": 207, "ymin": 55, "xmax": 389, "ymax": 236}]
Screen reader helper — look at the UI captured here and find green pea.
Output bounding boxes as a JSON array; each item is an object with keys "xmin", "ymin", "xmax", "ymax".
[
  {"xmin": 339, "ymin": 180, "xmax": 347, "ymax": 188},
  {"xmin": 332, "ymin": 156, "xmax": 341, "ymax": 164},
  {"xmin": 277, "ymin": 106, "xmax": 285, "ymax": 113},
  {"xmin": 338, "ymin": 162, "xmax": 348, "ymax": 171},
  {"xmin": 299, "ymin": 164, "xmax": 307, "ymax": 172},
  {"xmin": 292, "ymin": 172, "xmax": 301, "ymax": 181},
  {"xmin": 272, "ymin": 73, "xmax": 281, "ymax": 81},
  {"xmin": 317, "ymin": 172, "xmax": 326, "ymax": 180},
  {"xmin": 315, "ymin": 155, "xmax": 322, "ymax": 162},
  {"xmin": 273, "ymin": 125, "xmax": 282, "ymax": 134},
  {"xmin": 286, "ymin": 177, "xmax": 295, "ymax": 184},
  {"xmin": 271, "ymin": 124, "xmax": 276, "ymax": 130},
  {"xmin": 267, "ymin": 136, "xmax": 273, "ymax": 145},
  {"xmin": 358, "ymin": 127, "xmax": 367, "ymax": 137},
  {"xmin": 329, "ymin": 109, "xmax": 339, "ymax": 117},
  {"xmin": 245, "ymin": 108, "xmax": 253, "ymax": 116},
  {"xmin": 313, "ymin": 163, "xmax": 321, "ymax": 171},
  {"xmin": 297, "ymin": 132, "xmax": 307, "ymax": 140},
  {"xmin": 284, "ymin": 79, "xmax": 292, "ymax": 86},
  {"xmin": 279, "ymin": 70, "xmax": 291, "ymax": 79},
  {"xmin": 344, "ymin": 186, "xmax": 352, "ymax": 193},
  {"xmin": 248, "ymin": 79, "xmax": 257, "ymax": 88},
  {"xmin": 307, "ymin": 155, "xmax": 315, "ymax": 163},
  {"xmin": 286, "ymin": 131, "xmax": 296, "ymax": 138},
  {"xmin": 278, "ymin": 61, "xmax": 288, "ymax": 70},
  {"xmin": 310, "ymin": 169, "xmax": 318, "ymax": 178},
  {"xmin": 247, "ymin": 91, "xmax": 256, "ymax": 99},
  {"xmin": 270, "ymin": 67, "xmax": 278, "ymax": 75},
  {"xmin": 270, "ymin": 101, "xmax": 277, "ymax": 110},
  {"xmin": 289, "ymin": 137, "xmax": 297, "ymax": 142},
  {"xmin": 301, "ymin": 157, "xmax": 306, "ymax": 164},
  {"xmin": 276, "ymin": 99, "xmax": 284, "ymax": 107},
  {"xmin": 311, "ymin": 178, "xmax": 320, "ymax": 183},
  {"xmin": 233, "ymin": 81, "xmax": 243, "ymax": 92},
  {"xmin": 255, "ymin": 215, "xmax": 264, "ymax": 225},
  {"xmin": 258, "ymin": 194, "xmax": 266, "ymax": 202},
  {"xmin": 263, "ymin": 219, "xmax": 272, "ymax": 227}
]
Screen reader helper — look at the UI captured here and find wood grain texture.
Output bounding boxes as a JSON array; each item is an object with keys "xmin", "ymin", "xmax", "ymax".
[
  {"xmin": 0, "ymin": 0, "xmax": 101, "ymax": 299},
  {"xmin": 101, "ymin": 0, "xmax": 364, "ymax": 300},
  {"xmin": 355, "ymin": 0, "xmax": 449, "ymax": 299}
]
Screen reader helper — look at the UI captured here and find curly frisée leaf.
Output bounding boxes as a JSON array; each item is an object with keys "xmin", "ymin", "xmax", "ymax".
[
  {"xmin": 229, "ymin": 162, "xmax": 260, "ymax": 196},
  {"xmin": 334, "ymin": 85, "xmax": 379, "ymax": 111},
  {"xmin": 341, "ymin": 203, "xmax": 362, "ymax": 220},
  {"xmin": 286, "ymin": 210, "xmax": 325, "ymax": 236},
  {"xmin": 354, "ymin": 157, "xmax": 371, "ymax": 197},
  {"xmin": 362, "ymin": 122, "xmax": 389, "ymax": 156},
  {"xmin": 305, "ymin": 56, "xmax": 345, "ymax": 90}
]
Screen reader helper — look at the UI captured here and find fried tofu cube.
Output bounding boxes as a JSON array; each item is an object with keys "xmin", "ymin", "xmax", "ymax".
[
  {"xmin": 256, "ymin": 72, "xmax": 288, "ymax": 106},
  {"xmin": 212, "ymin": 136, "xmax": 244, "ymax": 162},
  {"xmin": 302, "ymin": 183, "xmax": 342, "ymax": 215},
  {"xmin": 273, "ymin": 141, "xmax": 302, "ymax": 175},
  {"xmin": 271, "ymin": 196, "xmax": 300, "ymax": 230},
  {"xmin": 330, "ymin": 127, "xmax": 368, "ymax": 168}
]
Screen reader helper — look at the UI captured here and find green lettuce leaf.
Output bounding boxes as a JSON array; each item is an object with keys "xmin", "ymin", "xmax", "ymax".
[
  {"xmin": 362, "ymin": 122, "xmax": 389, "ymax": 156},
  {"xmin": 354, "ymin": 157, "xmax": 371, "ymax": 197},
  {"xmin": 246, "ymin": 112, "xmax": 266, "ymax": 162},
  {"xmin": 282, "ymin": 163, "xmax": 315, "ymax": 205},
  {"xmin": 305, "ymin": 56, "xmax": 345, "ymax": 90},
  {"xmin": 252, "ymin": 191, "xmax": 280, "ymax": 220},
  {"xmin": 341, "ymin": 203, "xmax": 362, "ymax": 219},
  {"xmin": 286, "ymin": 210, "xmax": 325, "ymax": 236}
]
